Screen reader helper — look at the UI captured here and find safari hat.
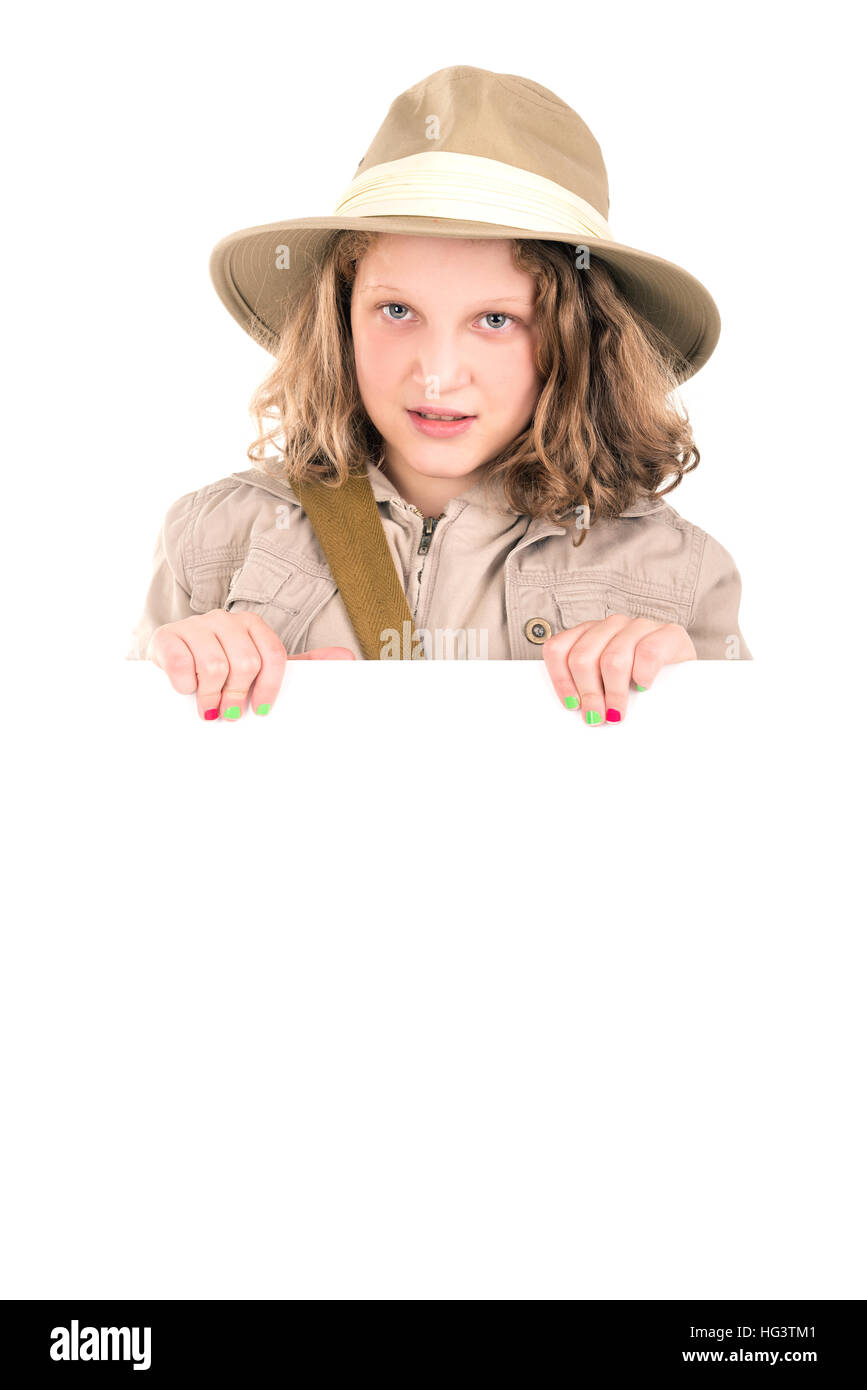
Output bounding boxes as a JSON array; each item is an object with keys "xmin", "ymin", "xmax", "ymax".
[{"xmin": 209, "ymin": 65, "xmax": 720, "ymax": 382}]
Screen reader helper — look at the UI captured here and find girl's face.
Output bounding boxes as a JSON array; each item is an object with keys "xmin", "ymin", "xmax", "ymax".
[{"xmin": 350, "ymin": 236, "xmax": 543, "ymax": 490}]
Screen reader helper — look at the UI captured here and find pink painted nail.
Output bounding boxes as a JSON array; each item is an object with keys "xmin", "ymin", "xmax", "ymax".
[
  {"xmin": 204, "ymin": 708, "xmax": 220, "ymax": 721},
  {"xmin": 605, "ymin": 708, "xmax": 621, "ymax": 722}
]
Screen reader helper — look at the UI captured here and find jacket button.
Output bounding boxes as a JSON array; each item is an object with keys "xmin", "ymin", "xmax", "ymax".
[{"xmin": 524, "ymin": 617, "xmax": 552, "ymax": 644}]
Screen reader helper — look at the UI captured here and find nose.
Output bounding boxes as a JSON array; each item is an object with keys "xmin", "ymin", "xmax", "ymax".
[{"xmin": 412, "ymin": 328, "xmax": 472, "ymax": 396}]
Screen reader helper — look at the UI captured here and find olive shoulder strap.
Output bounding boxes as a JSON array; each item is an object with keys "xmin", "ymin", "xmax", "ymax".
[{"xmin": 291, "ymin": 470, "xmax": 425, "ymax": 660}]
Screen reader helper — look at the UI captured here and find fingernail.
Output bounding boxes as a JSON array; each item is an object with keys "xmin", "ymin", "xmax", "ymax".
[
  {"xmin": 255, "ymin": 703, "xmax": 271, "ymax": 716},
  {"xmin": 563, "ymin": 695, "xmax": 579, "ymax": 709},
  {"xmin": 585, "ymin": 710, "xmax": 602, "ymax": 724},
  {"xmin": 606, "ymin": 708, "xmax": 621, "ymax": 722},
  {"xmin": 223, "ymin": 706, "xmax": 241, "ymax": 720},
  {"xmin": 204, "ymin": 708, "xmax": 220, "ymax": 721},
  {"xmin": 634, "ymin": 684, "xmax": 647, "ymax": 691}
]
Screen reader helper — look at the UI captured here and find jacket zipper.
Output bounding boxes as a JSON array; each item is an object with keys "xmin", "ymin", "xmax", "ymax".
[
  {"xmin": 417, "ymin": 515, "xmax": 438, "ymax": 556},
  {"xmin": 402, "ymin": 504, "xmax": 444, "ymax": 625}
]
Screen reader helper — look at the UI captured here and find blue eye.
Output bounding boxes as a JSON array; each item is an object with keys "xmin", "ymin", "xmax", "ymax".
[{"xmin": 378, "ymin": 304, "xmax": 516, "ymax": 330}]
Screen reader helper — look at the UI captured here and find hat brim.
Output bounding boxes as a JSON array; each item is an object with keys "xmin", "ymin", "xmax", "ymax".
[{"xmin": 209, "ymin": 215, "xmax": 720, "ymax": 382}]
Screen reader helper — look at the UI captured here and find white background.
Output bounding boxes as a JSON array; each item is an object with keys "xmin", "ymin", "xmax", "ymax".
[{"xmin": 2, "ymin": 0, "xmax": 864, "ymax": 1298}]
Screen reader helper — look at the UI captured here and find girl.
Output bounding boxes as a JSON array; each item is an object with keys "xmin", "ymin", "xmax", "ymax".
[{"xmin": 128, "ymin": 65, "xmax": 751, "ymax": 724}]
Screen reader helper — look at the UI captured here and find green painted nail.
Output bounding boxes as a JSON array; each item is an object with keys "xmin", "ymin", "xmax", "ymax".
[
  {"xmin": 223, "ymin": 705, "xmax": 241, "ymax": 720},
  {"xmin": 255, "ymin": 703, "xmax": 271, "ymax": 716},
  {"xmin": 563, "ymin": 695, "xmax": 579, "ymax": 709},
  {"xmin": 585, "ymin": 710, "xmax": 602, "ymax": 724},
  {"xmin": 634, "ymin": 684, "xmax": 647, "ymax": 691}
]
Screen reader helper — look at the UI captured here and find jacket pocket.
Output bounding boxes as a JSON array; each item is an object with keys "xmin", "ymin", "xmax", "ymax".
[
  {"xmin": 223, "ymin": 546, "xmax": 337, "ymax": 647},
  {"xmin": 553, "ymin": 582, "xmax": 610, "ymax": 630},
  {"xmin": 554, "ymin": 580, "xmax": 688, "ymax": 631},
  {"xmin": 188, "ymin": 565, "xmax": 240, "ymax": 616}
]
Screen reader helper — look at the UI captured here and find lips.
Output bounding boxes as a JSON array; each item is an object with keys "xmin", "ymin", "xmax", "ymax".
[
  {"xmin": 407, "ymin": 410, "xmax": 476, "ymax": 437},
  {"xmin": 408, "ymin": 407, "xmax": 474, "ymax": 419}
]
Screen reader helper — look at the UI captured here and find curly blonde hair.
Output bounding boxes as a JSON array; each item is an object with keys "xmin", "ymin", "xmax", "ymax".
[{"xmin": 246, "ymin": 230, "xmax": 700, "ymax": 542}]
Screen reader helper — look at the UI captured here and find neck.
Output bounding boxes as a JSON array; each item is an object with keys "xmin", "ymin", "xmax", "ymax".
[{"xmin": 380, "ymin": 454, "xmax": 488, "ymax": 518}]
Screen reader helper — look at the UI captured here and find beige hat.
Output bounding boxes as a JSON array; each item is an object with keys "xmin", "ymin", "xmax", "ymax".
[{"xmin": 209, "ymin": 65, "xmax": 720, "ymax": 382}]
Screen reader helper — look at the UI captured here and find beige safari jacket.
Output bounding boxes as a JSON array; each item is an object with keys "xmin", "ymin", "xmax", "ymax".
[{"xmin": 127, "ymin": 458, "xmax": 752, "ymax": 662}]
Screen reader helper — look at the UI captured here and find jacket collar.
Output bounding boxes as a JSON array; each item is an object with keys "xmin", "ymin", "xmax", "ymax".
[
  {"xmin": 229, "ymin": 458, "xmax": 516, "ymax": 513},
  {"xmin": 229, "ymin": 461, "xmax": 667, "ymax": 536}
]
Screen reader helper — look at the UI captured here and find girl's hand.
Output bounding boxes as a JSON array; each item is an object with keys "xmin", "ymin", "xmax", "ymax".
[
  {"xmin": 543, "ymin": 615, "xmax": 696, "ymax": 724},
  {"xmin": 147, "ymin": 610, "xmax": 355, "ymax": 720}
]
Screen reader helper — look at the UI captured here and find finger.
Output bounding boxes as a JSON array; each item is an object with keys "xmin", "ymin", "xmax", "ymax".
[
  {"xmin": 542, "ymin": 621, "xmax": 596, "ymax": 712},
  {"xmin": 148, "ymin": 628, "xmax": 200, "ymax": 696},
  {"xmin": 185, "ymin": 625, "xmax": 232, "ymax": 721},
  {"xmin": 598, "ymin": 619, "xmax": 664, "ymax": 722},
  {"xmin": 565, "ymin": 615, "xmax": 633, "ymax": 724},
  {"xmin": 632, "ymin": 623, "xmax": 694, "ymax": 691},
  {"xmin": 209, "ymin": 623, "xmax": 267, "ymax": 721},
  {"xmin": 242, "ymin": 615, "xmax": 290, "ymax": 716}
]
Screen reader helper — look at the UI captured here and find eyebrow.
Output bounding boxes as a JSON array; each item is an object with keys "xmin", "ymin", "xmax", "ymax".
[{"xmin": 359, "ymin": 282, "xmax": 534, "ymax": 306}]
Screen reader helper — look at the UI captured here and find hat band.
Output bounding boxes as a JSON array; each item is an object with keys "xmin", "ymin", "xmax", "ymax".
[{"xmin": 333, "ymin": 151, "xmax": 612, "ymax": 239}]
